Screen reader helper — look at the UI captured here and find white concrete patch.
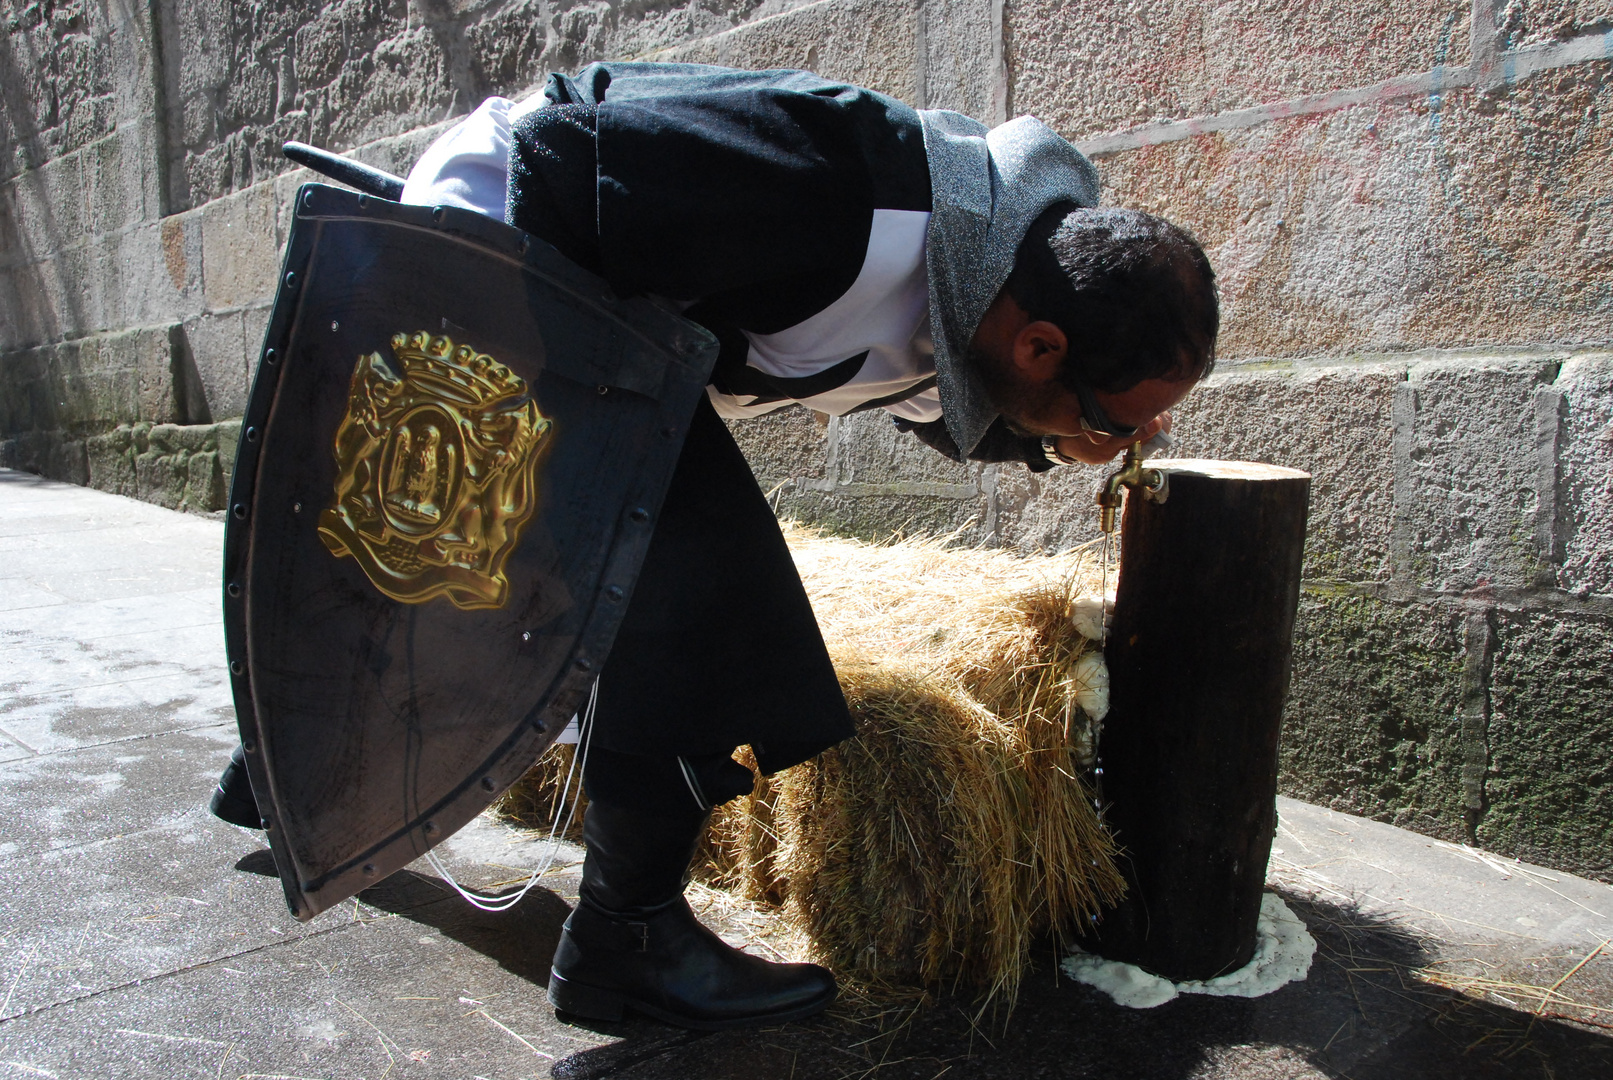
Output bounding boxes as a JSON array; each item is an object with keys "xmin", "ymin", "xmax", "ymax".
[
  {"xmin": 1069, "ymin": 597, "xmax": 1108, "ymax": 642},
  {"xmin": 1068, "ymin": 652, "xmax": 1109, "ymax": 723},
  {"xmin": 80, "ymin": 771, "xmax": 125, "ymax": 796},
  {"xmin": 1061, "ymin": 893, "xmax": 1316, "ymax": 1009},
  {"xmin": 298, "ymin": 1018, "xmax": 346, "ymax": 1044}
]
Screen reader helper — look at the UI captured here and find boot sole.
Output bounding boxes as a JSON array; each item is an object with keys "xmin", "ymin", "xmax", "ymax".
[{"xmin": 547, "ymin": 970, "xmax": 835, "ymax": 1032}]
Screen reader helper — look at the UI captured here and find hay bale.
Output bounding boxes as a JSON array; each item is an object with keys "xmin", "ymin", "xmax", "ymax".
[
  {"xmin": 496, "ymin": 523, "xmax": 1124, "ymax": 1008},
  {"xmin": 496, "ymin": 743, "xmax": 588, "ymax": 843}
]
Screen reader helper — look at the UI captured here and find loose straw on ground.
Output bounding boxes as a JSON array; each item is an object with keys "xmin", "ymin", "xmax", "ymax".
[{"xmin": 498, "ymin": 522, "xmax": 1126, "ymax": 1011}]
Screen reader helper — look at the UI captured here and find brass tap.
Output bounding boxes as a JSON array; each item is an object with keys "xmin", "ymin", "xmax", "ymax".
[{"xmin": 1097, "ymin": 441, "xmax": 1167, "ymax": 533}]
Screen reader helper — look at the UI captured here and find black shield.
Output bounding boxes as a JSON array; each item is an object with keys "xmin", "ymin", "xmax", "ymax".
[{"xmin": 222, "ymin": 184, "xmax": 718, "ymax": 921}]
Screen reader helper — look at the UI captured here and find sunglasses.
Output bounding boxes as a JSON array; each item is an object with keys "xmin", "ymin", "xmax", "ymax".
[{"xmin": 1072, "ymin": 381, "xmax": 1138, "ymax": 439}]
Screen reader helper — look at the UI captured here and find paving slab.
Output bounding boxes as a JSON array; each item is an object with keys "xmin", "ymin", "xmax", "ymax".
[
  {"xmin": 1271, "ymin": 799, "xmax": 1613, "ymax": 950},
  {"xmin": 0, "ymin": 726, "xmax": 31, "ymax": 764},
  {"xmin": 0, "ymin": 675, "xmax": 233, "ymax": 756},
  {"xmin": 0, "ymin": 581, "xmax": 68, "ymax": 614},
  {"xmin": 0, "ymin": 588, "xmax": 218, "ymax": 649},
  {"xmin": 0, "ymin": 621, "xmax": 224, "ymax": 698},
  {"xmin": 0, "ymin": 469, "xmax": 1610, "ymax": 1080},
  {"xmin": 0, "ymin": 865, "xmax": 580, "ymax": 1080},
  {"xmin": 0, "ymin": 723, "xmax": 240, "ymax": 861}
]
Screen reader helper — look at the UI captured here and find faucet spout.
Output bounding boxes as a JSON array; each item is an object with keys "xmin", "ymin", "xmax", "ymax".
[{"xmin": 1097, "ymin": 442, "xmax": 1166, "ymax": 533}]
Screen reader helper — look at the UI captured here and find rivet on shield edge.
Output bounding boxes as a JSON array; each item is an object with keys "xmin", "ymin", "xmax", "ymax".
[
  {"xmin": 232, "ymin": 503, "xmax": 247, "ymax": 520},
  {"xmin": 423, "ymin": 820, "xmax": 439, "ymax": 836},
  {"xmin": 288, "ymin": 903, "xmax": 300, "ymax": 916},
  {"xmin": 629, "ymin": 507, "xmax": 649, "ymax": 523},
  {"xmin": 597, "ymin": 385, "xmax": 609, "ymax": 396},
  {"xmin": 304, "ymin": 189, "xmax": 315, "ymax": 208},
  {"xmin": 480, "ymin": 777, "xmax": 497, "ymax": 792},
  {"xmin": 284, "ymin": 271, "xmax": 297, "ymax": 290},
  {"xmin": 605, "ymin": 585, "xmax": 624, "ymax": 602},
  {"xmin": 521, "ymin": 630, "xmax": 531, "ymax": 641},
  {"xmin": 243, "ymin": 739, "xmax": 256, "ymax": 752},
  {"xmin": 432, "ymin": 207, "xmax": 445, "ymax": 223},
  {"xmin": 363, "ymin": 863, "xmax": 377, "ymax": 877},
  {"xmin": 330, "ymin": 320, "xmax": 339, "ymax": 332},
  {"xmin": 575, "ymin": 657, "xmax": 593, "ymax": 672},
  {"xmin": 518, "ymin": 236, "xmax": 530, "ymax": 255},
  {"xmin": 228, "ymin": 582, "xmax": 241, "ymax": 597},
  {"xmin": 261, "ymin": 817, "xmax": 273, "ymax": 831},
  {"xmin": 245, "ymin": 426, "xmax": 258, "ymax": 442},
  {"xmin": 263, "ymin": 348, "xmax": 277, "ymax": 366},
  {"xmin": 292, "ymin": 501, "xmax": 302, "ymax": 513},
  {"xmin": 357, "ymin": 194, "xmax": 369, "ymax": 208},
  {"xmin": 230, "ymin": 660, "xmax": 243, "ymax": 675}
]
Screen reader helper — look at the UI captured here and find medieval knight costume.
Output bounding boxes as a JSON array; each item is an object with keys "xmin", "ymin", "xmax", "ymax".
[
  {"xmin": 400, "ymin": 63, "xmax": 1101, "ymax": 783},
  {"xmin": 213, "ymin": 62, "xmax": 1105, "ymax": 1029}
]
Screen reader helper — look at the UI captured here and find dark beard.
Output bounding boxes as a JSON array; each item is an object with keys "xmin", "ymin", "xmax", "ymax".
[{"xmin": 966, "ymin": 341, "xmax": 1045, "ymax": 437}]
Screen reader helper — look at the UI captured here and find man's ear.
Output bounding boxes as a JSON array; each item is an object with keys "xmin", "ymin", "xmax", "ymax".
[{"xmin": 1011, "ymin": 320, "xmax": 1068, "ymax": 382}]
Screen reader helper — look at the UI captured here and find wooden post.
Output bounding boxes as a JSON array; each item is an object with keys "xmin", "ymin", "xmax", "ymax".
[{"xmin": 1084, "ymin": 460, "xmax": 1310, "ymax": 982}]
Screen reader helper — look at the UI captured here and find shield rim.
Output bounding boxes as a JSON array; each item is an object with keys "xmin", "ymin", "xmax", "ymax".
[{"xmin": 221, "ymin": 184, "xmax": 718, "ymax": 920}]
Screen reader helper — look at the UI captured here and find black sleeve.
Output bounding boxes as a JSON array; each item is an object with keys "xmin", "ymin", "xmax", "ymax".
[
  {"xmin": 511, "ymin": 63, "xmax": 930, "ymax": 334},
  {"xmin": 892, "ymin": 416, "xmax": 1056, "ymax": 472},
  {"xmin": 506, "ymin": 104, "xmax": 605, "ymax": 276}
]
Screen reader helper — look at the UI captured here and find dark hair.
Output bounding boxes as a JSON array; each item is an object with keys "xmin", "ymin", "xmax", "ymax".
[{"xmin": 1004, "ymin": 205, "xmax": 1218, "ymax": 394}]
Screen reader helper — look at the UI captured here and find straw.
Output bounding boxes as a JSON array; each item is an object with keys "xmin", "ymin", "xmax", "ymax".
[{"xmin": 496, "ymin": 522, "xmax": 1125, "ymax": 1011}]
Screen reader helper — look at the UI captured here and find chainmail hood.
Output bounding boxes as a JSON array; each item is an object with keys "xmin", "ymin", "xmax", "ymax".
[{"xmin": 919, "ymin": 111, "xmax": 1100, "ymax": 457}]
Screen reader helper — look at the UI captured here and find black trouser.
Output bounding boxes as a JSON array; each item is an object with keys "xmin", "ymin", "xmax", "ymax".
[
  {"xmin": 582, "ymin": 745, "xmax": 756, "ymax": 816},
  {"xmin": 586, "ymin": 399, "xmax": 853, "ymax": 772}
]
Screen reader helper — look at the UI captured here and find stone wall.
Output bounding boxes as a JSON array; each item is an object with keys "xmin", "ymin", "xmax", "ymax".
[
  {"xmin": 699, "ymin": 0, "xmax": 1613, "ymax": 880},
  {"xmin": 0, "ymin": 0, "xmax": 817, "ymax": 506},
  {"xmin": 2, "ymin": 1, "xmax": 1610, "ymax": 878}
]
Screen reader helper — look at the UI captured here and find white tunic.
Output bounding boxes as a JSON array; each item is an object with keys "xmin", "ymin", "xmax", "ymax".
[{"xmin": 401, "ymin": 96, "xmax": 944, "ymax": 426}]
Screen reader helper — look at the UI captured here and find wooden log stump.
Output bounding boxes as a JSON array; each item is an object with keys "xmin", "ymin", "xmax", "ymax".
[{"xmin": 1084, "ymin": 459, "xmax": 1310, "ymax": 982}]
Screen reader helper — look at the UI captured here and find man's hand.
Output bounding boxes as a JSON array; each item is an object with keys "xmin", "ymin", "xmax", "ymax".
[{"xmin": 1053, "ymin": 412, "xmax": 1171, "ymax": 466}]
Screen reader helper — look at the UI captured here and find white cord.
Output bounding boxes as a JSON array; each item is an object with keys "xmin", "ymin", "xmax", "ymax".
[
  {"xmin": 1092, "ymin": 531, "xmax": 1112, "ymax": 807},
  {"xmin": 422, "ymin": 679, "xmax": 598, "ymax": 912},
  {"xmin": 1100, "ymin": 529, "xmax": 1112, "ymax": 647},
  {"xmin": 676, "ymin": 756, "xmax": 709, "ymax": 812}
]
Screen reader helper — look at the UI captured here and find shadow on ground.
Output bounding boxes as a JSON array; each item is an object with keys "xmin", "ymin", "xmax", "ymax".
[
  {"xmin": 230, "ymin": 856, "xmax": 1613, "ymax": 1079},
  {"xmin": 236, "ymin": 850, "xmax": 574, "ymax": 988}
]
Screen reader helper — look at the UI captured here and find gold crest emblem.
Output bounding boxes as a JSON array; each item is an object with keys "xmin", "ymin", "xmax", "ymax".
[{"xmin": 318, "ymin": 331, "xmax": 552, "ymax": 610}]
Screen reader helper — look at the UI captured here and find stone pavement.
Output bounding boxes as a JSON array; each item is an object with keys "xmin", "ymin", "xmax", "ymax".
[{"xmin": 0, "ymin": 468, "xmax": 1610, "ymax": 1080}]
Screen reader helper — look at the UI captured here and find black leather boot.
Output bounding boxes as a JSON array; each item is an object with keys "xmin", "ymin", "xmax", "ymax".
[
  {"xmin": 548, "ymin": 799, "xmax": 836, "ymax": 1030},
  {"xmin": 208, "ymin": 744, "xmax": 263, "ymax": 829}
]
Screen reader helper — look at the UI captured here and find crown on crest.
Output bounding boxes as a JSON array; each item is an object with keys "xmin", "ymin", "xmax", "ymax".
[{"xmin": 387, "ymin": 331, "xmax": 524, "ymax": 407}]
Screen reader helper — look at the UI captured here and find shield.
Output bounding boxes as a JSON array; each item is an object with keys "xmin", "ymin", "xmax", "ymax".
[{"xmin": 222, "ymin": 184, "xmax": 718, "ymax": 921}]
